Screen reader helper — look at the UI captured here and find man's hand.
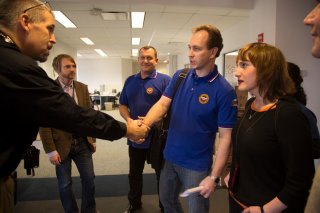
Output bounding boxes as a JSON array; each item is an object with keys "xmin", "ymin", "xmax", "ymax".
[
  {"xmin": 199, "ymin": 176, "xmax": 216, "ymax": 198},
  {"xmin": 49, "ymin": 153, "xmax": 61, "ymax": 166},
  {"xmin": 126, "ymin": 119, "xmax": 150, "ymax": 143},
  {"xmin": 92, "ymin": 143, "xmax": 97, "ymax": 152}
]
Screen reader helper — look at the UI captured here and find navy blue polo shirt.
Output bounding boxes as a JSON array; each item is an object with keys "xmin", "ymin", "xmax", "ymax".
[
  {"xmin": 163, "ymin": 66, "xmax": 238, "ymax": 171},
  {"xmin": 120, "ymin": 70, "xmax": 171, "ymax": 148}
]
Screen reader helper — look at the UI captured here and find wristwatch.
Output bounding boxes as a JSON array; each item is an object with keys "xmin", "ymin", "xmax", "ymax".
[{"xmin": 209, "ymin": 175, "xmax": 221, "ymax": 186}]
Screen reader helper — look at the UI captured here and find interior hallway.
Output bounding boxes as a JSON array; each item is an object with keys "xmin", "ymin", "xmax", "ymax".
[{"xmin": 14, "ymin": 109, "xmax": 229, "ymax": 213}]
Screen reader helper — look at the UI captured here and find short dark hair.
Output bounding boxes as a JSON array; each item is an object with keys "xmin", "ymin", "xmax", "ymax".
[
  {"xmin": 287, "ymin": 62, "xmax": 307, "ymax": 105},
  {"xmin": 192, "ymin": 25, "xmax": 224, "ymax": 57},
  {"xmin": 138, "ymin": 46, "xmax": 158, "ymax": 58},
  {"xmin": 52, "ymin": 54, "xmax": 76, "ymax": 73}
]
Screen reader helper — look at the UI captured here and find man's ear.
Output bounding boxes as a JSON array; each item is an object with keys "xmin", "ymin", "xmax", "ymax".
[
  {"xmin": 18, "ymin": 13, "xmax": 31, "ymax": 32},
  {"xmin": 210, "ymin": 47, "xmax": 218, "ymax": 59}
]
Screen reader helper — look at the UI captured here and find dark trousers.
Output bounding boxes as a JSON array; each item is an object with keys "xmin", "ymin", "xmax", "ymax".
[{"xmin": 128, "ymin": 146, "xmax": 161, "ymax": 209}]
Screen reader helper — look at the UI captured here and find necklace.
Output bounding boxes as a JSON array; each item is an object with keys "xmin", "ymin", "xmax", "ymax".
[
  {"xmin": 0, "ymin": 32, "xmax": 14, "ymax": 44},
  {"xmin": 248, "ymin": 109, "xmax": 256, "ymax": 120}
]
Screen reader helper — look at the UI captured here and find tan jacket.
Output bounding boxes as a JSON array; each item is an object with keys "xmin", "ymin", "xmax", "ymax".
[{"xmin": 39, "ymin": 79, "xmax": 96, "ymax": 160}]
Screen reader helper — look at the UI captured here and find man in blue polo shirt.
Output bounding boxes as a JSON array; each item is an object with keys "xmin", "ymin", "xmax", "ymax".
[
  {"xmin": 119, "ymin": 46, "xmax": 171, "ymax": 213},
  {"xmin": 143, "ymin": 25, "xmax": 238, "ymax": 213}
]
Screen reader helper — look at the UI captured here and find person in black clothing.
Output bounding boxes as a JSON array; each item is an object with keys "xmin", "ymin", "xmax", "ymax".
[
  {"xmin": 0, "ymin": 1, "xmax": 148, "ymax": 212},
  {"xmin": 226, "ymin": 43, "xmax": 314, "ymax": 212},
  {"xmin": 304, "ymin": 1, "xmax": 320, "ymax": 211},
  {"xmin": 287, "ymin": 62, "xmax": 320, "ymax": 159}
]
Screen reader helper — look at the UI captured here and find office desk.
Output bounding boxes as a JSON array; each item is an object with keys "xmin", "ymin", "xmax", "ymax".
[{"xmin": 100, "ymin": 95, "xmax": 116, "ymax": 110}]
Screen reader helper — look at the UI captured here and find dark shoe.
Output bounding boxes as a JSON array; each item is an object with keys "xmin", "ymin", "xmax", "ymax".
[
  {"xmin": 123, "ymin": 204, "xmax": 141, "ymax": 213},
  {"xmin": 159, "ymin": 203, "xmax": 164, "ymax": 212}
]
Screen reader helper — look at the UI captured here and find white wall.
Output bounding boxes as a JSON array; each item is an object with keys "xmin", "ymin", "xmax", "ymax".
[
  {"xmin": 275, "ymin": 0, "xmax": 320, "ymax": 126},
  {"xmin": 219, "ymin": 0, "xmax": 277, "ymax": 69},
  {"xmin": 77, "ymin": 58, "xmax": 132, "ymax": 93},
  {"xmin": 220, "ymin": 0, "xmax": 320, "ymax": 126},
  {"xmin": 121, "ymin": 58, "xmax": 134, "ymax": 86},
  {"xmin": 132, "ymin": 61, "xmax": 169, "ymax": 75}
]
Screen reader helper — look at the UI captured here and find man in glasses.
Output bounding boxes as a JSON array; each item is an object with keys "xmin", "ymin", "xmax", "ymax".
[
  {"xmin": 0, "ymin": 1, "xmax": 148, "ymax": 212},
  {"xmin": 304, "ymin": 0, "xmax": 320, "ymax": 212}
]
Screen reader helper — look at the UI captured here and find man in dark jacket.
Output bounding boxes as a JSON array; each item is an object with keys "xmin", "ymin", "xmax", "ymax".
[{"xmin": 0, "ymin": 1, "xmax": 148, "ymax": 212}]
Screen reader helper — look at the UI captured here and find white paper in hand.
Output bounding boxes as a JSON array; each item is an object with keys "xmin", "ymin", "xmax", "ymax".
[{"xmin": 179, "ymin": 186, "xmax": 204, "ymax": 197}]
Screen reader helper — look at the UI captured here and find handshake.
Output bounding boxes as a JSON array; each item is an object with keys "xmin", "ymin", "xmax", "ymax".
[{"xmin": 125, "ymin": 117, "xmax": 150, "ymax": 143}]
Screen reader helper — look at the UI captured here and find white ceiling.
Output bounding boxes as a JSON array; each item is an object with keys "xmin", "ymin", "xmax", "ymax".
[{"xmin": 48, "ymin": 0, "xmax": 254, "ymax": 61}]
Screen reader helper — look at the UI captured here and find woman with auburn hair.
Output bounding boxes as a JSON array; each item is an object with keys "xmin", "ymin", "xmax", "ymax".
[{"xmin": 226, "ymin": 43, "xmax": 315, "ymax": 213}]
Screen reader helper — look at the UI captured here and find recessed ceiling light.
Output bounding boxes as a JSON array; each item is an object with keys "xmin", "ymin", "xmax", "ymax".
[
  {"xmin": 131, "ymin": 12, "xmax": 145, "ymax": 28},
  {"xmin": 53, "ymin": 11, "xmax": 76, "ymax": 28},
  {"xmin": 80, "ymin": 38, "xmax": 94, "ymax": 45},
  {"xmin": 132, "ymin": 37, "xmax": 140, "ymax": 45}
]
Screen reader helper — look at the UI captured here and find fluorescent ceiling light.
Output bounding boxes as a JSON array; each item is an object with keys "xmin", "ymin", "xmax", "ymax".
[
  {"xmin": 53, "ymin": 11, "xmax": 76, "ymax": 28},
  {"xmin": 80, "ymin": 37, "xmax": 94, "ymax": 45},
  {"xmin": 132, "ymin": 49, "xmax": 138, "ymax": 56},
  {"xmin": 132, "ymin": 37, "xmax": 140, "ymax": 45},
  {"xmin": 94, "ymin": 49, "xmax": 107, "ymax": 57},
  {"xmin": 131, "ymin": 12, "xmax": 145, "ymax": 28}
]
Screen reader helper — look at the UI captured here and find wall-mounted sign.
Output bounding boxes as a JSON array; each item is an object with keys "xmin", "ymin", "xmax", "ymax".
[{"xmin": 257, "ymin": 33, "xmax": 264, "ymax": 43}]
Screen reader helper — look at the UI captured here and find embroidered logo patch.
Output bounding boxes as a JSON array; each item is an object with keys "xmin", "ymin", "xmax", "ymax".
[
  {"xmin": 146, "ymin": 87, "xmax": 153, "ymax": 94},
  {"xmin": 199, "ymin": 94, "xmax": 209, "ymax": 104}
]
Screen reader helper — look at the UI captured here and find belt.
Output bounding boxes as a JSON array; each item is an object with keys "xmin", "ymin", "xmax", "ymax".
[{"xmin": 229, "ymin": 190, "xmax": 248, "ymax": 210}]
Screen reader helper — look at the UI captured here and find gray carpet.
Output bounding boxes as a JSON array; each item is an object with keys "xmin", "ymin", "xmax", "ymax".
[{"xmin": 17, "ymin": 174, "xmax": 158, "ymax": 201}]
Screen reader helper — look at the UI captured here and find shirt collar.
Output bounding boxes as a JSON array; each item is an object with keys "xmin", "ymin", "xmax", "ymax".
[
  {"xmin": 59, "ymin": 78, "xmax": 74, "ymax": 88},
  {"xmin": 135, "ymin": 70, "xmax": 157, "ymax": 79},
  {"xmin": 191, "ymin": 65, "xmax": 219, "ymax": 83}
]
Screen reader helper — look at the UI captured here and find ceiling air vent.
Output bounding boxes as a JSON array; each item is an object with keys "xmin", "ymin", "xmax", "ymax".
[
  {"xmin": 90, "ymin": 8, "xmax": 128, "ymax": 21},
  {"xmin": 101, "ymin": 12, "xmax": 128, "ymax": 21}
]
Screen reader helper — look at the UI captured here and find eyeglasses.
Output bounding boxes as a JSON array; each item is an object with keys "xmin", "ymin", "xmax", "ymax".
[{"xmin": 23, "ymin": 1, "xmax": 48, "ymax": 13}]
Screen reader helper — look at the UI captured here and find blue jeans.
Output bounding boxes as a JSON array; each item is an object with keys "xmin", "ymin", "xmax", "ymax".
[
  {"xmin": 56, "ymin": 139, "xmax": 95, "ymax": 213},
  {"xmin": 159, "ymin": 161, "xmax": 210, "ymax": 213}
]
